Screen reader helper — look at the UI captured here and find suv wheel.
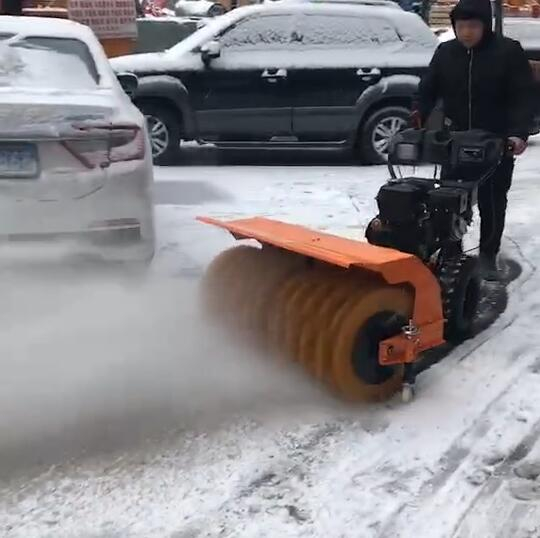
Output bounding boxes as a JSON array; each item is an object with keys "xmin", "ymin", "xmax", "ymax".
[
  {"xmin": 139, "ymin": 102, "xmax": 181, "ymax": 165},
  {"xmin": 358, "ymin": 106, "xmax": 409, "ymax": 164}
]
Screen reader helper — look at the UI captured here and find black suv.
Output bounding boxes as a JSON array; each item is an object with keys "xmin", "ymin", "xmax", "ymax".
[{"xmin": 111, "ymin": 3, "xmax": 439, "ymax": 164}]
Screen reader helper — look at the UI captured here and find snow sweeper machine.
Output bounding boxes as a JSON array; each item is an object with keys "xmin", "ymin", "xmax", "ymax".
[{"xmin": 197, "ymin": 127, "xmax": 514, "ymax": 403}]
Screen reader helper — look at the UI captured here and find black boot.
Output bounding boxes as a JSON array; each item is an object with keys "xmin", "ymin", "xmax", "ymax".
[{"xmin": 478, "ymin": 253, "xmax": 500, "ymax": 281}]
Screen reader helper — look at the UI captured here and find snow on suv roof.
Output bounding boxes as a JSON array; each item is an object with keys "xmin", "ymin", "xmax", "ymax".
[
  {"xmin": 220, "ymin": 1, "xmax": 410, "ymax": 18},
  {"xmin": 267, "ymin": 0, "xmax": 402, "ymax": 7},
  {"xmin": 166, "ymin": 1, "xmax": 434, "ymax": 57},
  {"xmin": 0, "ymin": 15, "xmax": 96, "ymax": 41}
]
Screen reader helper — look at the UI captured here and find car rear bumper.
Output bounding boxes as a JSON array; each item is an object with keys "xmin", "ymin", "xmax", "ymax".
[
  {"xmin": 0, "ymin": 161, "xmax": 155, "ymax": 263},
  {"xmin": 0, "ymin": 221, "xmax": 154, "ymax": 262}
]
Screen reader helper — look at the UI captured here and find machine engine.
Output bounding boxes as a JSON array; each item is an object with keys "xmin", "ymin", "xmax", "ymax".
[{"xmin": 365, "ymin": 128, "xmax": 505, "ymax": 261}]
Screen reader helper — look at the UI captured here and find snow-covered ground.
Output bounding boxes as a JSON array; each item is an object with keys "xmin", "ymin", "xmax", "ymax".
[{"xmin": 1, "ymin": 144, "xmax": 540, "ymax": 537}]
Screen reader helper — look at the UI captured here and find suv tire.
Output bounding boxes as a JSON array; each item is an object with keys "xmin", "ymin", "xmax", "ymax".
[
  {"xmin": 139, "ymin": 101, "xmax": 181, "ymax": 165},
  {"xmin": 358, "ymin": 106, "xmax": 410, "ymax": 164}
]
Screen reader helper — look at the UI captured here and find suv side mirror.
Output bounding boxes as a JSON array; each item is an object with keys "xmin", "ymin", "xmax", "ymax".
[
  {"xmin": 117, "ymin": 72, "xmax": 139, "ymax": 99},
  {"xmin": 201, "ymin": 40, "xmax": 221, "ymax": 64}
]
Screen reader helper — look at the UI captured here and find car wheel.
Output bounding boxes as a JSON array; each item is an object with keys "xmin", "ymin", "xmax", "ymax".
[
  {"xmin": 139, "ymin": 102, "xmax": 181, "ymax": 165},
  {"xmin": 358, "ymin": 106, "xmax": 410, "ymax": 165}
]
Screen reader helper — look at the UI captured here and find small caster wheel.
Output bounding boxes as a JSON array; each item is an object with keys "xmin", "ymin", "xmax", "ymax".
[{"xmin": 401, "ymin": 383, "xmax": 415, "ymax": 403}]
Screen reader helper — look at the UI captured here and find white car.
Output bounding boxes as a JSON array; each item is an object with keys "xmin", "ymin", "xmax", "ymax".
[{"xmin": 0, "ymin": 16, "xmax": 155, "ymax": 263}]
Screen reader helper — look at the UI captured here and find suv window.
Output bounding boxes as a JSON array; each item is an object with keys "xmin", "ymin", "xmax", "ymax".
[
  {"xmin": 294, "ymin": 13, "xmax": 401, "ymax": 48},
  {"xmin": 219, "ymin": 14, "xmax": 294, "ymax": 50},
  {"xmin": 135, "ymin": 19, "xmax": 200, "ymax": 53}
]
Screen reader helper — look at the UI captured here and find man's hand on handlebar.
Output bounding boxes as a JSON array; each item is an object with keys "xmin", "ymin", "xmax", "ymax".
[{"xmin": 508, "ymin": 136, "xmax": 527, "ymax": 156}]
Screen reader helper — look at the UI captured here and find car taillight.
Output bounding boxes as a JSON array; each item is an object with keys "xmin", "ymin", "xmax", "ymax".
[
  {"xmin": 108, "ymin": 126, "xmax": 146, "ymax": 163},
  {"xmin": 61, "ymin": 138, "xmax": 109, "ymax": 169},
  {"xmin": 62, "ymin": 124, "xmax": 145, "ymax": 169}
]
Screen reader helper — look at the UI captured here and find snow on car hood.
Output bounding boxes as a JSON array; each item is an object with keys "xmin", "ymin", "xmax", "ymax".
[{"xmin": 110, "ymin": 51, "xmax": 194, "ymax": 73}]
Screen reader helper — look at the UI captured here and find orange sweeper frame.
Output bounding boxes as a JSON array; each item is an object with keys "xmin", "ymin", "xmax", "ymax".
[{"xmin": 197, "ymin": 215, "xmax": 447, "ymax": 402}]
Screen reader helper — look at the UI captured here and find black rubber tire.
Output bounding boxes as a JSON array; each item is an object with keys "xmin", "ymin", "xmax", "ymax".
[
  {"xmin": 351, "ymin": 311, "xmax": 406, "ymax": 385},
  {"xmin": 439, "ymin": 255, "xmax": 481, "ymax": 343},
  {"xmin": 138, "ymin": 101, "xmax": 182, "ymax": 166},
  {"xmin": 357, "ymin": 106, "xmax": 410, "ymax": 165}
]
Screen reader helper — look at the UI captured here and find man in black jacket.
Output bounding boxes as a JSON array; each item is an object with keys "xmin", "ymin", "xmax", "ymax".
[{"xmin": 416, "ymin": 0, "xmax": 534, "ymax": 280}]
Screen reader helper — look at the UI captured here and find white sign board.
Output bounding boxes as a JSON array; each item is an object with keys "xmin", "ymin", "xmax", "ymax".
[{"xmin": 68, "ymin": 0, "xmax": 138, "ymax": 40}]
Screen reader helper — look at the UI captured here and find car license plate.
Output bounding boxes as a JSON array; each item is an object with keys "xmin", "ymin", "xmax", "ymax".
[{"xmin": 0, "ymin": 144, "xmax": 39, "ymax": 179}]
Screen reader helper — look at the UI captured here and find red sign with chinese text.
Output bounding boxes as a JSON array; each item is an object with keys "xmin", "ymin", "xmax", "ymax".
[{"xmin": 68, "ymin": 0, "xmax": 137, "ymax": 39}]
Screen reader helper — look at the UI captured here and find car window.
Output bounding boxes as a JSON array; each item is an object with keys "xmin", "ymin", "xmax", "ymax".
[
  {"xmin": 0, "ymin": 36, "xmax": 99, "ymax": 89},
  {"xmin": 135, "ymin": 19, "xmax": 199, "ymax": 53},
  {"xmin": 395, "ymin": 15, "xmax": 438, "ymax": 48},
  {"xmin": 219, "ymin": 14, "xmax": 294, "ymax": 50},
  {"xmin": 294, "ymin": 13, "xmax": 401, "ymax": 48}
]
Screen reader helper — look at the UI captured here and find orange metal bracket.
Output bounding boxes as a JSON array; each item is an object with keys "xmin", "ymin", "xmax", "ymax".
[{"xmin": 197, "ymin": 216, "xmax": 445, "ymax": 365}]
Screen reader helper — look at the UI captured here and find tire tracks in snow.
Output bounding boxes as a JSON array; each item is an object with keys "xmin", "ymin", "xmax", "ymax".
[
  {"xmin": 448, "ymin": 416, "xmax": 540, "ymax": 538},
  {"xmin": 193, "ymin": 421, "xmax": 350, "ymax": 537},
  {"xmin": 377, "ymin": 297, "xmax": 540, "ymax": 538},
  {"xmin": 190, "ymin": 410, "xmax": 394, "ymax": 537},
  {"xmin": 377, "ymin": 353, "xmax": 540, "ymax": 537}
]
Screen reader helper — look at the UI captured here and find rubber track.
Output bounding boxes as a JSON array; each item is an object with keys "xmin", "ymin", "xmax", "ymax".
[{"xmin": 438, "ymin": 254, "xmax": 476, "ymax": 341}]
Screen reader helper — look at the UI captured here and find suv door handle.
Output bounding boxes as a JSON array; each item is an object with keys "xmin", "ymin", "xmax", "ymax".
[
  {"xmin": 356, "ymin": 67, "xmax": 381, "ymax": 80},
  {"xmin": 261, "ymin": 68, "xmax": 287, "ymax": 82}
]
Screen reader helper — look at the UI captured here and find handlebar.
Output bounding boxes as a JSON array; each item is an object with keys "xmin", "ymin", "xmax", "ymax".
[
  {"xmin": 387, "ymin": 128, "xmax": 511, "ymax": 184},
  {"xmin": 389, "ymin": 128, "xmax": 507, "ymax": 165}
]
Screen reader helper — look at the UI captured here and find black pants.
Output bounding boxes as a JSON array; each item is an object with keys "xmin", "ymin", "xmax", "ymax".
[
  {"xmin": 441, "ymin": 156, "xmax": 514, "ymax": 257},
  {"xmin": 477, "ymin": 156, "xmax": 514, "ymax": 257}
]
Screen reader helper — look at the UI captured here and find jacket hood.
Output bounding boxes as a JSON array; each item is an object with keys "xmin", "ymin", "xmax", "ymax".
[{"xmin": 450, "ymin": 0, "xmax": 493, "ymax": 40}]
